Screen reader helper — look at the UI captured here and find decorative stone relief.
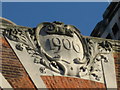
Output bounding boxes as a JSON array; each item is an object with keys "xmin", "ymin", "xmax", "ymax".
[{"xmin": 2, "ymin": 21, "xmax": 113, "ymax": 83}]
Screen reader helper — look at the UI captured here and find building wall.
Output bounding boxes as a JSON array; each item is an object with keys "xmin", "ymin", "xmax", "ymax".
[
  {"xmin": 0, "ymin": 36, "xmax": 106, "ymax": 88},
  {"xmin": 90, "ymin": 2, "xmax": 120, "ymax": 88},
  {"xmin": 91, "ymin": 2, "xmax": 120, "ymax": 40},
  {"xmin": 114, "ymin": 52, "xmax": 120, "ymax": 88},
  {"xmin": 0, "ymin": 37, "xmax": 36, "ymax": 88},
  {"xmin": 0, "ymin": 15, "xmax": 120, "ymax": 89},
  {"xmin": 41, "ymin": 76, "xmax": 105, "ymax": 88},
  {"xmin": 1, "ymin": 35, "xmax": 120, "ymax": 89},
  {"xmin": 101, "ymin": 8, "xmax": 120, "ymax": 40}
]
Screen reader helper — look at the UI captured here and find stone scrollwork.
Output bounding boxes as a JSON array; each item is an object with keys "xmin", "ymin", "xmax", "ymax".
[
  {"xmin": 85, "ymin": 38, "xmax": 112, "ymax": 82},
  {"xmin": 98, "ymin": 41, "xmax": 112, "ymax": 53},
  {"xmin": 3, "ymin": 21, "xmax": 113, "ymax": 83},
  {"xmin": 45, "ymin": 21, "xmax": 74, "ymax": 37},
  {"xmin": 35, "ymin": 21, "xmax": 90, "ymax": 75}
]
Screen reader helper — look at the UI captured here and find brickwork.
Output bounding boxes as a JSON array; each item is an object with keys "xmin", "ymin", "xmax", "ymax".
[
  {"xmin": 41, "ymin": 76, "xmax": 105, "ymax": 88},
  {"xmin": 114, "ymin": 52, "xmax": 120, "ymax": 88},
  {"xmin": 0, "ymin": 37, "xmax": 36, "ymax": 88},
  {"xmin": 1, "ymin": 36, "xmax": 120, "ymax": 89}
]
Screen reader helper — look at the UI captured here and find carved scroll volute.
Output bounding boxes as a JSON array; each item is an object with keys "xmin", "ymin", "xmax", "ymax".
[
  {"xmin": 35, "ymin": 22, "xmax": 46, "ymax": 53},
  {"xmin": 35, "ymin": 22, "xmax": 90, "ymax": 75}
]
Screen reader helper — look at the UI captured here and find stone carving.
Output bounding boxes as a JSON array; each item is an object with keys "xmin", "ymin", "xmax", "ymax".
[
  {"xmin": 45, "ymin": 21, "xmax": 74, "ymax": 37},
  {"xmin": 2, "ymin": 21, "xmax": 113, "ymax": 83},
  {"xmin": 85, "ymin": 38, "xmax": 112, "ymax": 81}
]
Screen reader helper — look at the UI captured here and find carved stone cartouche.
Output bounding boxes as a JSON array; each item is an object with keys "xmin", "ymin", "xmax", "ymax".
[{"xmin": 2, "ymin": 21, "xmax": 113, "ymax": 83}]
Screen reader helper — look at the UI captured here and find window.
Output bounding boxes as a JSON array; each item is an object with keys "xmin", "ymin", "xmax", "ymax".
[{"xmin": 112, "ymin": 23, "xmax": 119, "ymax": 35}]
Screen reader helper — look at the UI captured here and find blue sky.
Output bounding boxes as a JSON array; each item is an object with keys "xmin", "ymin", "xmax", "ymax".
[{"xmin": 2, "ymin": 2, "xmax": 109, "ymax": 36}]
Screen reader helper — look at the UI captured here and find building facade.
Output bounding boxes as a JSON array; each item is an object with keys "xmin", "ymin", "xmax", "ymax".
[
  {"xmin": 0, "ymin": 2, "xmax": 120, "ymax": 89},
  {"xmin": 91, "ymin": 2, "xmax": 120, "ymax": 40},
  {"xmin": 0, "ymin": 17, "xmax": 120, "ymax": 89}
]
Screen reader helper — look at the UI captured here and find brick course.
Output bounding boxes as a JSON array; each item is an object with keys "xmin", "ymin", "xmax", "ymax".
[
  {"xmin": 0, "ymin": 37, "xmax": 36, "ymax": 88},
  {"xmin": 41, "ymin": 76, "xmax": 105, "ymax": 88},
  {"xmin": 114, "ymin": 52, "xmax": 120, "ymax": 88},
  {"xmin": 1, "ymin": 37, "xmax": 120, "ymax": 89}
]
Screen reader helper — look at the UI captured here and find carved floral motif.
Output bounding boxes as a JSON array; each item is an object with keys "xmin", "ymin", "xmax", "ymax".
[{"xmin": 3, "ymin": 22, "xmax": 113, "ymax": 83}]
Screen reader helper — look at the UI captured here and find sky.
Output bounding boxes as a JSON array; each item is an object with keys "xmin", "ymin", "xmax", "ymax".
[{"xmin": 2, "ymin": 2, "xmax": 109, "ymax": 36}]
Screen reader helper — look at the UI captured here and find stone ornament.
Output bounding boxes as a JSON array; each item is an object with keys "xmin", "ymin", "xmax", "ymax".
[{"xmin": 3, "ymin": 21, "xmax": 113, "ymax": 83}]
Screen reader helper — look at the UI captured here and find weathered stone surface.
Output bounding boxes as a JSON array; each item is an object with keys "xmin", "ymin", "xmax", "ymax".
[
  {"xmin": 0, "ymin": 20, "xmax": 120, "ymax": 88},
  {"xmin": 0, "ymin": 73, "xmax": 12, "ymax": 88},
  {"xmin": 0, "ymin": 37, "xmax": 36, "ymax": 88}
]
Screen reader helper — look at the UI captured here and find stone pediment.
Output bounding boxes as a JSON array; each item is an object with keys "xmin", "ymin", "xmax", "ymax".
[{"xmin": 1, "ymin": 20, "xmax": 120, "ymax": 88}]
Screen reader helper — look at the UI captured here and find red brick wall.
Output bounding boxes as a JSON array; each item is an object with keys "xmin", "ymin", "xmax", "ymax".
[
  {"xmin": 41, "ymin": 76, "xmax": 105, "ymax": 88},
  {"xmin": 0, "ymin": 37, "xmax": 36, "ymax": 88},
  {"xmin": 1, "ymin": 36, "xmax": 120, "ymax": 89},
  {"xmin": 114, "ymin": 52, "xmax": 120, "ymax": 88}
]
